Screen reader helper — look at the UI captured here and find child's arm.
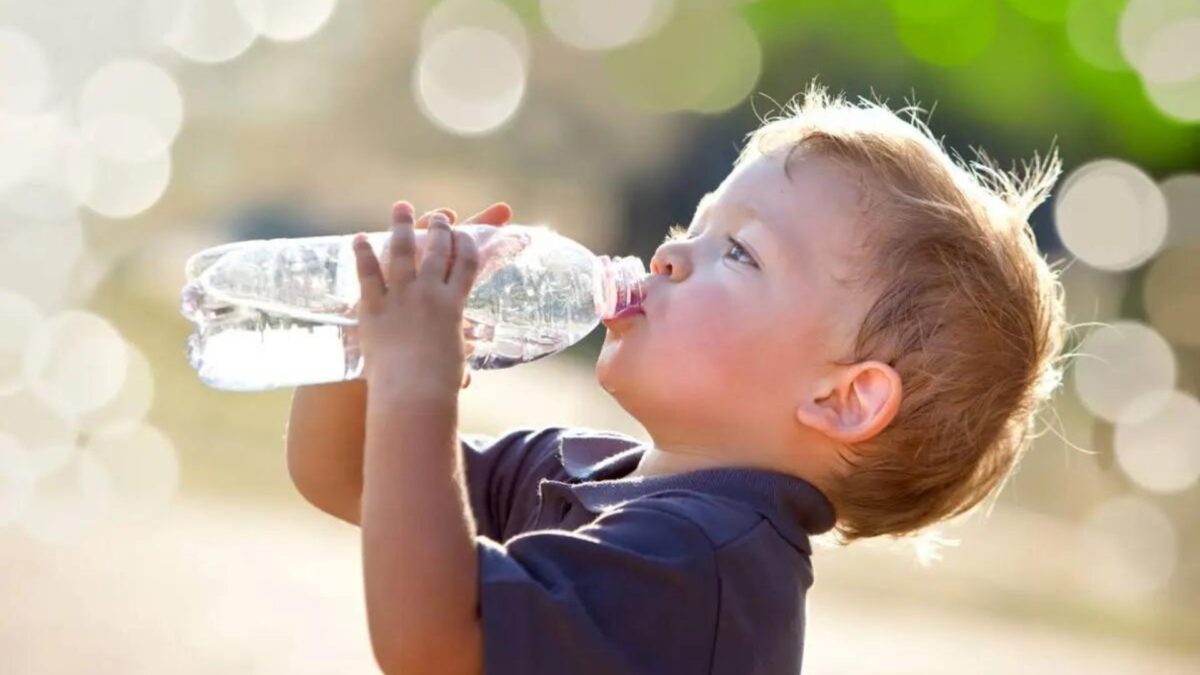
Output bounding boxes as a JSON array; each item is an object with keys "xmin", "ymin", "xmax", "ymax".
[
  {"xmin": 362, "ymin": 388, "xmax": 482, "ymax": 675},
  {"xmin": 353, "ymin": 205, "xmax": 482, "ymax": 675},
  {"xmin": 285, "ymin": 203, "xmax": 512, "ymax": 525},
  {"xmin": 285, "ymin": 379, "xmax": 367, "ymax": 525}
]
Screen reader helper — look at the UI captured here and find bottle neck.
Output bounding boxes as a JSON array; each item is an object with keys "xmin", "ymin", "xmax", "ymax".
[{"xmin": 597, "ymin": 255, "xmax": 648, "ymax": 319}]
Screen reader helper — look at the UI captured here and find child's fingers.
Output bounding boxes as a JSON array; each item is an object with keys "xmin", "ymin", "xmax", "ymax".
[
  {"xmin": 377, "ymin": 200, "xmax": 415, "ymax": 278},
  {"xmin": 447, "ymin": 229, "xmax": 480, "ymax": 296},
  {"xmin": 416, "ymin": 208, "xmax": 457, "ymax": 229},
  {"xmin": 461, "ymin": 202, "xmax": 512, "ymax": 226},
  {"xmin": 388, "ymin": 202, "xmax": 418, "ymax": 285},
  {"xmin": 418, "ymin": 213, "xmax": 456, "ymax": 284},
  {"xmin": 352, "ymin": 233, "xmax": 385, "ymax": 313}
]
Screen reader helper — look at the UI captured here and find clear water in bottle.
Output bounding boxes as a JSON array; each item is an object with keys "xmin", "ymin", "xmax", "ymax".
[{"xmin": 180, "ymin": 225, "xmax": 647, "ymax": 391}]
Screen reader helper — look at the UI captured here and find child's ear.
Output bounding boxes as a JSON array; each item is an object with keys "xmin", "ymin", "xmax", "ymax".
[{"xmin": 795, "ymin": 361, "xmax": 902, "ymax": 444}]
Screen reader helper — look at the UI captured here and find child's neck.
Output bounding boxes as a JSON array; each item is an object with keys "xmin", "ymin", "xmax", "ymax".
[
  {"xmin": 625, "ymin": 446, "xmax": 737, "ymax": 480},
  {"xmin": 626, "ymin": 438, "xmax": 840, "ymax": 498}
]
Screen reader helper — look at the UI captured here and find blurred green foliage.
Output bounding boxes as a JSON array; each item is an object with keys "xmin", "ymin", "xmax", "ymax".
[{"xmin": 737, "ymin": 0, "xmax": 1198, "ymax": 170}]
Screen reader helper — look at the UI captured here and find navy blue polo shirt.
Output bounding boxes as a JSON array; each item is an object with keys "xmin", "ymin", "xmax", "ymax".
[{"xmin": 460, "ymin": 426, "xmax": 837, "ymax": 675}]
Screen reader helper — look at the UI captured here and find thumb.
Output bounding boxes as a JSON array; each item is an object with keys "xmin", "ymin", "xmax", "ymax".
[{"xmin": 462, "ymin": 202, "xmax": 512, "ymax": 226}]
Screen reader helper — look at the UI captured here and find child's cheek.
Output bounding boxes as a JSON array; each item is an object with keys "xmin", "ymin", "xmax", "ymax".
[{"xmin": 660, "ymin": 299, "xmax": 762, "ymax": 386}]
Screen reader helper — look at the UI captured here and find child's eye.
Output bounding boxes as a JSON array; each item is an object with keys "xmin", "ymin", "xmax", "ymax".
[
  {"xmin": 662, "ymin": 224, "xmax": 757, "ymax": 268},
  {"xmin": 724, "ymin": 236, "xmax": 758, "ymax": 267}
]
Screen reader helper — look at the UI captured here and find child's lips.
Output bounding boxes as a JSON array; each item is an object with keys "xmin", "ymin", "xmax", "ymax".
[{"xmin": 602, "ymin": 305, "xmax": 645, "ymax": 328}]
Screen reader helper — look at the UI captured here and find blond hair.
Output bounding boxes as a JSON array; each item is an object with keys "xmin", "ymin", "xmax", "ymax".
[{"xmin": 737, "ymin": 80, "xmax": 1069, "ymax": 545}]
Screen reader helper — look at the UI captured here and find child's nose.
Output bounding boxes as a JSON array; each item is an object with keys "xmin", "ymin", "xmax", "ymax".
[{"xmin": 650, "ymin": 246, "xmax": 679, "ymax": 277}]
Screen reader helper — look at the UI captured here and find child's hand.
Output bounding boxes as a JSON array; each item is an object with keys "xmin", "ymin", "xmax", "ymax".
[
  {"xmin": 347, "ymin": 201, "xmax": 512, "ymax": 389},
  {"xmin": 350, "ymin": 202, "xmax": 487, "ymax": 399}
]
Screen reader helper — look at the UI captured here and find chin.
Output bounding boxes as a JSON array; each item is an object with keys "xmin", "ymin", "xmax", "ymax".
[
  {"xmin": 595, "ymin": 337, "xmax": 641, "ymax": 399},
  {"xmin": 596, "ymin": 353, "xmax": 663, "ymax": 425},
  {"xmin": 594, "ymin": 345, "xmax": 622, "ymax": 396}
]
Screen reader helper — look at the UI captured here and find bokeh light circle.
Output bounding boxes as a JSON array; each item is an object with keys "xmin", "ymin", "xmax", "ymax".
[
  {"xmin": 164, "ymin": 0, "xmax": 263, "ymax": 63},
  {"xmin": 422, "ymin": 0, "xmax": 530, "ymax": 63},
  {"xmin": 890, "ymin": 0, "xmax": 996, "ymax": 67},
  {"xmin": 1006, "ymin": 0, "xmax": 1069, "ymax": 24},
  {"xmin": 77, "ymin": 343, "xmax": 156, "ymax": 436},
  {"xmin": 1120, "ymin": 0, "xmax": 1200, "ymax": 121},
  {"xmin": 0, "ymin": 178, "xmax": 78, "ymax": 223},
  {"xmin": 1143, "ymin": 246, "xmax": 1200, "ymax": 348},
  {"xmin": 541, "ymin": 0, "xmax": 674, "ymax": 51},
  {"xmin": 415, "ymin": 27, "xmax": 527, "ymax": 136},
  {"xmin": 0, "ymin": 211, "xmax": 86, "ymax": 312},
  {"xmin": 81, "ymin": 424, "xmax": 179, "ymax": 522},
  {"xmin": 1066, "ymin": 0, "xmax": 1130, "ymax": 71},
  {"xmin": 1059, "ymin": 262, "xmax": 1127, "ymax": 326},
  {"xmin": 1160, "ymin": 173, "xmax": 1200, "ymax": 245},
  {"xmin": 237, "ymin": 0, "xmax": 339, "ymax": 42},
  {"xmin": 889, "ymin": 0, "xmax": 973, "ymax": 21},
  {"xmin": 79, "ymin": 58, "xmax": 184, "ymax": 163},
  {"xmin": 0, "ymin": 290, "xmax": 43, "ymax": 394},
  {"xmin": 81, "ymin": 114, "xmax": 166, "ymax": 165},
  {"xmin": 693, "ymin": 17, "xmax": 761, "ymax": 114},
  {"xmin": 0, "ymin": 111, "xmax": 67, "ymax": 193},
  {"xmin": 63, "ymin": 136, "xmax": 172, "ymax": 219},
  {"xmin": 605, "ymin": 8, "xmax": 762, "ymax": 114},
  {"xmin": 0, "ymin": 388, "xmax": 79, "ymax": 477},
  {"xmin": 1120, "ymin": 0, "xmax": 1200, "ymax": 82},
  {"xmin": 1071, "ymin": 321, "xmax": 1176, "ymax": 423},
  {"xmin": 23, "ymin": 310, "xmax": 130, "ymax": 418},
  {"xmin": 0, "ymin": 27, "xmax": 52, "ymax": 115},
  {"xmin": 1142, "ymin": 75, "xmax": 1200, "ymax": 122},
  {"xmin": 18, "ymin": 449, "xmax": 113, "ymax": 544},
  {"xmin": 1114, "ymin": 390, "xmax": 1200, "ymax": 493},
  {"xmin": 1131, "ymin": 18, "xmax": 1200, "ymax": 83},
  {"xmin": 1076, "ymin": 495, "xmax": 1177, "ymax": 600},
  {"xmin": 1054, "ymin": 159, "xmax": 1168, "ymax": 271}
]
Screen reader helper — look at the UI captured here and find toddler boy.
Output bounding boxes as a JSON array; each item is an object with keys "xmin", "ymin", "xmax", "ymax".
[{"xmin": 287, "ymin": 82, "xmax": 1067, "ymax": 674}]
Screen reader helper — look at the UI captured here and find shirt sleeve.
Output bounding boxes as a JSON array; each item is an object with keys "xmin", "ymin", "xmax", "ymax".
[
  {"xmin": 459, "ymin": 427, "xmax": 566, "ymax": 541},
  {"xmin": 475, "ymin": 497, "xmax": 720, "ymax": 675}
]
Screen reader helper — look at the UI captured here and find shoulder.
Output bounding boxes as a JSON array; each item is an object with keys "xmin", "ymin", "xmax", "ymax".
[
  {"xmin": 458, "ymin": 426, "xmax": 575, "ymax": 474},
  {"xmin": 461, "ymin": 425, "xmax": 640, "ymax": 453},
  {"xmin": 463, "ymin": 425, "xmax": 645, "ymax": 478},
  {"xmin": 458, "ymin": 425, "xmax": 561, "ymax": 451},
  {"xmin": 603, "ymin": 490, "xmax": 767, "ymax": 552}
]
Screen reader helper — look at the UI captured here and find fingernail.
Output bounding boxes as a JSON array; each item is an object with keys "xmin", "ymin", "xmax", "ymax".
[
  {"xmin": 392, "ymin": 202, "xmax": 414, "ymax": 223},
  {"xmin": 431, "ymin": 213, "xmax": 449, "ymax": 227}
]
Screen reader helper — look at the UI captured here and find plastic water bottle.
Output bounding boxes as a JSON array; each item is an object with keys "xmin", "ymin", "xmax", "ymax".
[{"xmin": 179, "ymin": 224, "xmax": 648, "ymax": 391}]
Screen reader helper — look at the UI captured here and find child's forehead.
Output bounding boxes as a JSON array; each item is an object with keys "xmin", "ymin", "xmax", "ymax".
[{"xmin": 705, "ymin": 152, "xmax": 863, "ymax": 237}]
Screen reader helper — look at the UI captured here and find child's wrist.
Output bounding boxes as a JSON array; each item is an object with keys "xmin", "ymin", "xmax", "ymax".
[{"xmin": 367, "ymin": 376, "xmax": 459, "ymax": 414}]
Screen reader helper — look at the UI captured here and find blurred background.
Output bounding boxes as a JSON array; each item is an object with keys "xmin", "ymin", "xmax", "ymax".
[{"xmin": 1, "ymin": 0, "xmax": 1199, "ymax": 673}]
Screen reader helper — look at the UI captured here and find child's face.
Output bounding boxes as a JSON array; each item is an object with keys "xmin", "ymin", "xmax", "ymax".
[{"xmin": 596, "ymin": 150, "xmax": 875, "ymax": 467}]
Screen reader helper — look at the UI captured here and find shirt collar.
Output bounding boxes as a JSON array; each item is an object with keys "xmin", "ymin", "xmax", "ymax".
[{"xmin": 553, "ymin": 432, "xmax": 838, "ymax": 550}]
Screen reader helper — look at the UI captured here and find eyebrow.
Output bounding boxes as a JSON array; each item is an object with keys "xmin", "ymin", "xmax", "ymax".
[
  {"xmin": 739, "ymin": 212, "xmax": 778, "ymax": 268},
  {"xmin": 687, "ymin": 193, "xmax": 782, "ymax": 269}
]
